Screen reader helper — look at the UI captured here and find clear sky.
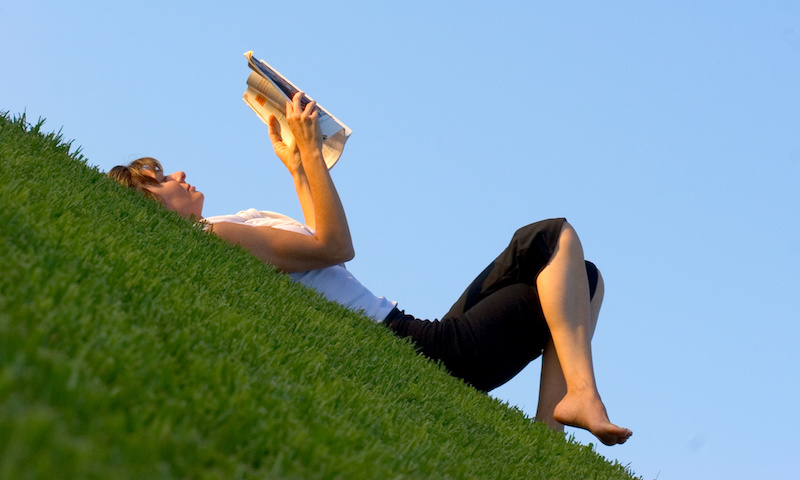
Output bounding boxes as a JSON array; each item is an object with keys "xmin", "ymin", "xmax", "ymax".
[{"xmin": 3, "ymin": 1, "xmax": 799, "ymax": 478}]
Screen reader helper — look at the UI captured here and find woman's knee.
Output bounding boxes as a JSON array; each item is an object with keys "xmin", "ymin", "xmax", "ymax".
[
  {"xmin": 560, "ymin": 220, "xmax": 578, "ymax": 239},
  {"xmin": 558, "ymin": 221, "xmax": 585, "ymax": 255}
]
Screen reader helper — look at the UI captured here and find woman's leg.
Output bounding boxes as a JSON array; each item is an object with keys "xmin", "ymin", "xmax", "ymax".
[
  {"xmin": 385, "ymin": 283, "xmax": 551, "ymax": 393},
  {"xmin": 534, "ymin": 222, "xmax": 631, "ymax": 445},
  {"xmin": 535, "ymin": 269, "xmax": 602, "ymax": 431}
]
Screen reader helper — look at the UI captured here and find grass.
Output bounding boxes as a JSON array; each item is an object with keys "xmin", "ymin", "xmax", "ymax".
[{"xmin": 0, "ymin": 112, "xmax": 639, "ymax": 479}]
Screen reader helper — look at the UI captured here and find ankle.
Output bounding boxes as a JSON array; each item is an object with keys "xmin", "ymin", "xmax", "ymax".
[{"xmin": 565, "ymin": 381, "xmax": 599, "ymax": 399}]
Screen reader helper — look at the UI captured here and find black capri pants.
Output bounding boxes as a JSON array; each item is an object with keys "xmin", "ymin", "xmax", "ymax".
[{"xmin": 384, "ymin": 218, "xmax": 599, "ymax": 392}]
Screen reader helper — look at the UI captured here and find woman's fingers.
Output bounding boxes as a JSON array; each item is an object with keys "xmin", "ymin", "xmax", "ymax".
[
  {"xmin": 288, "ymin": 92, "xmax": 318, "ymax": 120},
  {"xmin": 285, "ymin": 92, "xmax": 322, "ymax": 152},
  {"xmin": 267, "ymin": 115, "xmax": 281, "ymax": 140},
  {"xmin": 267, "ymin": 115, "xmax": 287, "ymax": 155},
  {"xmin": 293, "ymin": 91, "xmax": 303, "ymax": 115}
]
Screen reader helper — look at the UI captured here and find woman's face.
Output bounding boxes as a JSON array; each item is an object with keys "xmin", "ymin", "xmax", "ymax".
[{"xmin": 143, "ymin": 168, "xmax": 205, "ymax": 219}]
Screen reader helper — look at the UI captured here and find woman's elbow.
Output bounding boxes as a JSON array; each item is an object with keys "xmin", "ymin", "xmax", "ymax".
[
  {"xmin": 331, "ymin": 232, "xmax": 355, "ymax": 263},
  {"xmin": 336, "ymin": 242, "xmax": 355, "ymax": 263},
  {"xmin": 319, "ymin": 236, "xmax": 354, "ymax": 265}
]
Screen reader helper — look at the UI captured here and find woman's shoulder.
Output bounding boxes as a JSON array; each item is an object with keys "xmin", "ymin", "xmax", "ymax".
[
  {"xmin": 204, "ymin": 209, "xmax": 311, "ymax": 234},
  {"xmin": 204, "ymin": 208, "xmax": 288, "ymax": 223}
]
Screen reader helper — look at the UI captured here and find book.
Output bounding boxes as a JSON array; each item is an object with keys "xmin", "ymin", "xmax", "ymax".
[{"xmin": 243, "ymin": 51, "xmax": 352, "ymax": 169}]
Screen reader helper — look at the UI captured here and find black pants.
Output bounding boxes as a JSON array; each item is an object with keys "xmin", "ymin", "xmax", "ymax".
[{"xmin": 384, "ymin": 218, "xmax": 599, "ymax": 392}]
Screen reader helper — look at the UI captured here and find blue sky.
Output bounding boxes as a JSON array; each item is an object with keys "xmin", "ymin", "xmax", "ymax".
[{"xmin": 3, "ymin": 1, "xmax": 799, "ymax": 478}]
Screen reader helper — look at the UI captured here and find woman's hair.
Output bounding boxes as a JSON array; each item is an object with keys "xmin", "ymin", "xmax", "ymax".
[{"xmin": 107, "ymin": 157, "xmax": 163, "ymax": 201}]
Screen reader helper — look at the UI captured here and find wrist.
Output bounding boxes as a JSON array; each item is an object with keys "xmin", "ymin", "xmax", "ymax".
[{"xmin": 299, "ymin": 147, "xmax": 325, "ymax": 166}]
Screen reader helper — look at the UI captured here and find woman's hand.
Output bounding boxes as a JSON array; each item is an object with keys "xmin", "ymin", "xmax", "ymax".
[
  {"xmin": 267, "ymin": 92, "xmax": 325, "ymax": 229},
  {"xmin": 285, "ymin": 92, "xmax": 324, "ymax": 156},
  {"xmin": 268, "ymin": 114, "xmax": 302, "ymax": 175}
]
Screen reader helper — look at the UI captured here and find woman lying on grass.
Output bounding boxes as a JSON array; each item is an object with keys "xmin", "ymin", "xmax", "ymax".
[{"xmin": 108, "ymin": 92, "xmax": 632, "ymax": 446}]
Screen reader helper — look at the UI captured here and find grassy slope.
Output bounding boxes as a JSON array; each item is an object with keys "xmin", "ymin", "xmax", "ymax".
[{"xmin": 0, "ymin": 113, "xmax": 639, "ymax": 480}]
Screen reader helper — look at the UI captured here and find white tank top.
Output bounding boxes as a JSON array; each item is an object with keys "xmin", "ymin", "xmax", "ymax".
[{"xmin": 203, "ymin": 208, "xmax": 396, "ymax": 322}]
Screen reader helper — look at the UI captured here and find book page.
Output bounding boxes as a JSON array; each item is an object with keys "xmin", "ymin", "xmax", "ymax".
[
  {"xmin": 245, "ymin": 72, "xmax": 343, "ymax": 142},
  {"xmin": 243, "ymin": 51, "xmax": 353, "ymax": 168}
]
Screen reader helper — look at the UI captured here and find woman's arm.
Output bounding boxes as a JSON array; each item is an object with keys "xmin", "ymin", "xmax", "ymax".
[
  {"xmin": 211, "ymin": 220, "xmax": 353, "ymax": 273},
  {"xmin": 267, "ymin": 115, "xmax": 316, "ymax": 230},
  {"xmin": 213, "ymin": 92, "xmax": 354, "ymax": 273}
]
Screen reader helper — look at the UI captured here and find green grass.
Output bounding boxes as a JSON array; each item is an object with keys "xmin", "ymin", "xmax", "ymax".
[{"xmin": 0, "ymin": 112, "xmax": 639, "ymax": 479}]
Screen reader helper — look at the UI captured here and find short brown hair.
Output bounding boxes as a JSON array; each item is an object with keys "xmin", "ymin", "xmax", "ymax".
[{"xmin": 107, "ymin": 157, "xmax": 163, "ymax": 201}]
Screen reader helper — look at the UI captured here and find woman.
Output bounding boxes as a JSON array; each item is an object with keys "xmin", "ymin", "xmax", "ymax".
[{"xmin": 109, "ymin": 93, "xmax": 632, "ymax": 446}]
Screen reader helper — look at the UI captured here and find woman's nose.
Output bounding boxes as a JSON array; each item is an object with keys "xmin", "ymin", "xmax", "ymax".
[{"xmin": 167, "ymin": 171, "xmax": 186, "ymax": 182}]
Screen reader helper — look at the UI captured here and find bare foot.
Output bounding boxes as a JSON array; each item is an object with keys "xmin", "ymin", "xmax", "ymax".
[{"xmin": 553, "ymin": 391, "xmax": 632, "ymax": 446}]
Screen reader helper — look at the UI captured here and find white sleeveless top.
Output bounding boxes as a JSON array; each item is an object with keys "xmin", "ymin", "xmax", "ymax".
[{"xmin": 203, "ymin": 208, "xmax": 396, "ymax": 322}]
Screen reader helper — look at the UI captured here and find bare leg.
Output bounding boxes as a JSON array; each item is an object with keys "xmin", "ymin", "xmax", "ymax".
[
  {"xmin": 535, "ymin": 270, "xmax": 603, "ymax": 431},
  {"xmin": 534, "ymin": 222, "xmax": 631, "ymax": 446}
]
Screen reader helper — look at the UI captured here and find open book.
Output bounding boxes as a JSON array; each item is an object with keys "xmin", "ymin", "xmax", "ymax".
[{"xmin": 243, "ymin": 51, "xmax": 352, "ymax": 169}]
